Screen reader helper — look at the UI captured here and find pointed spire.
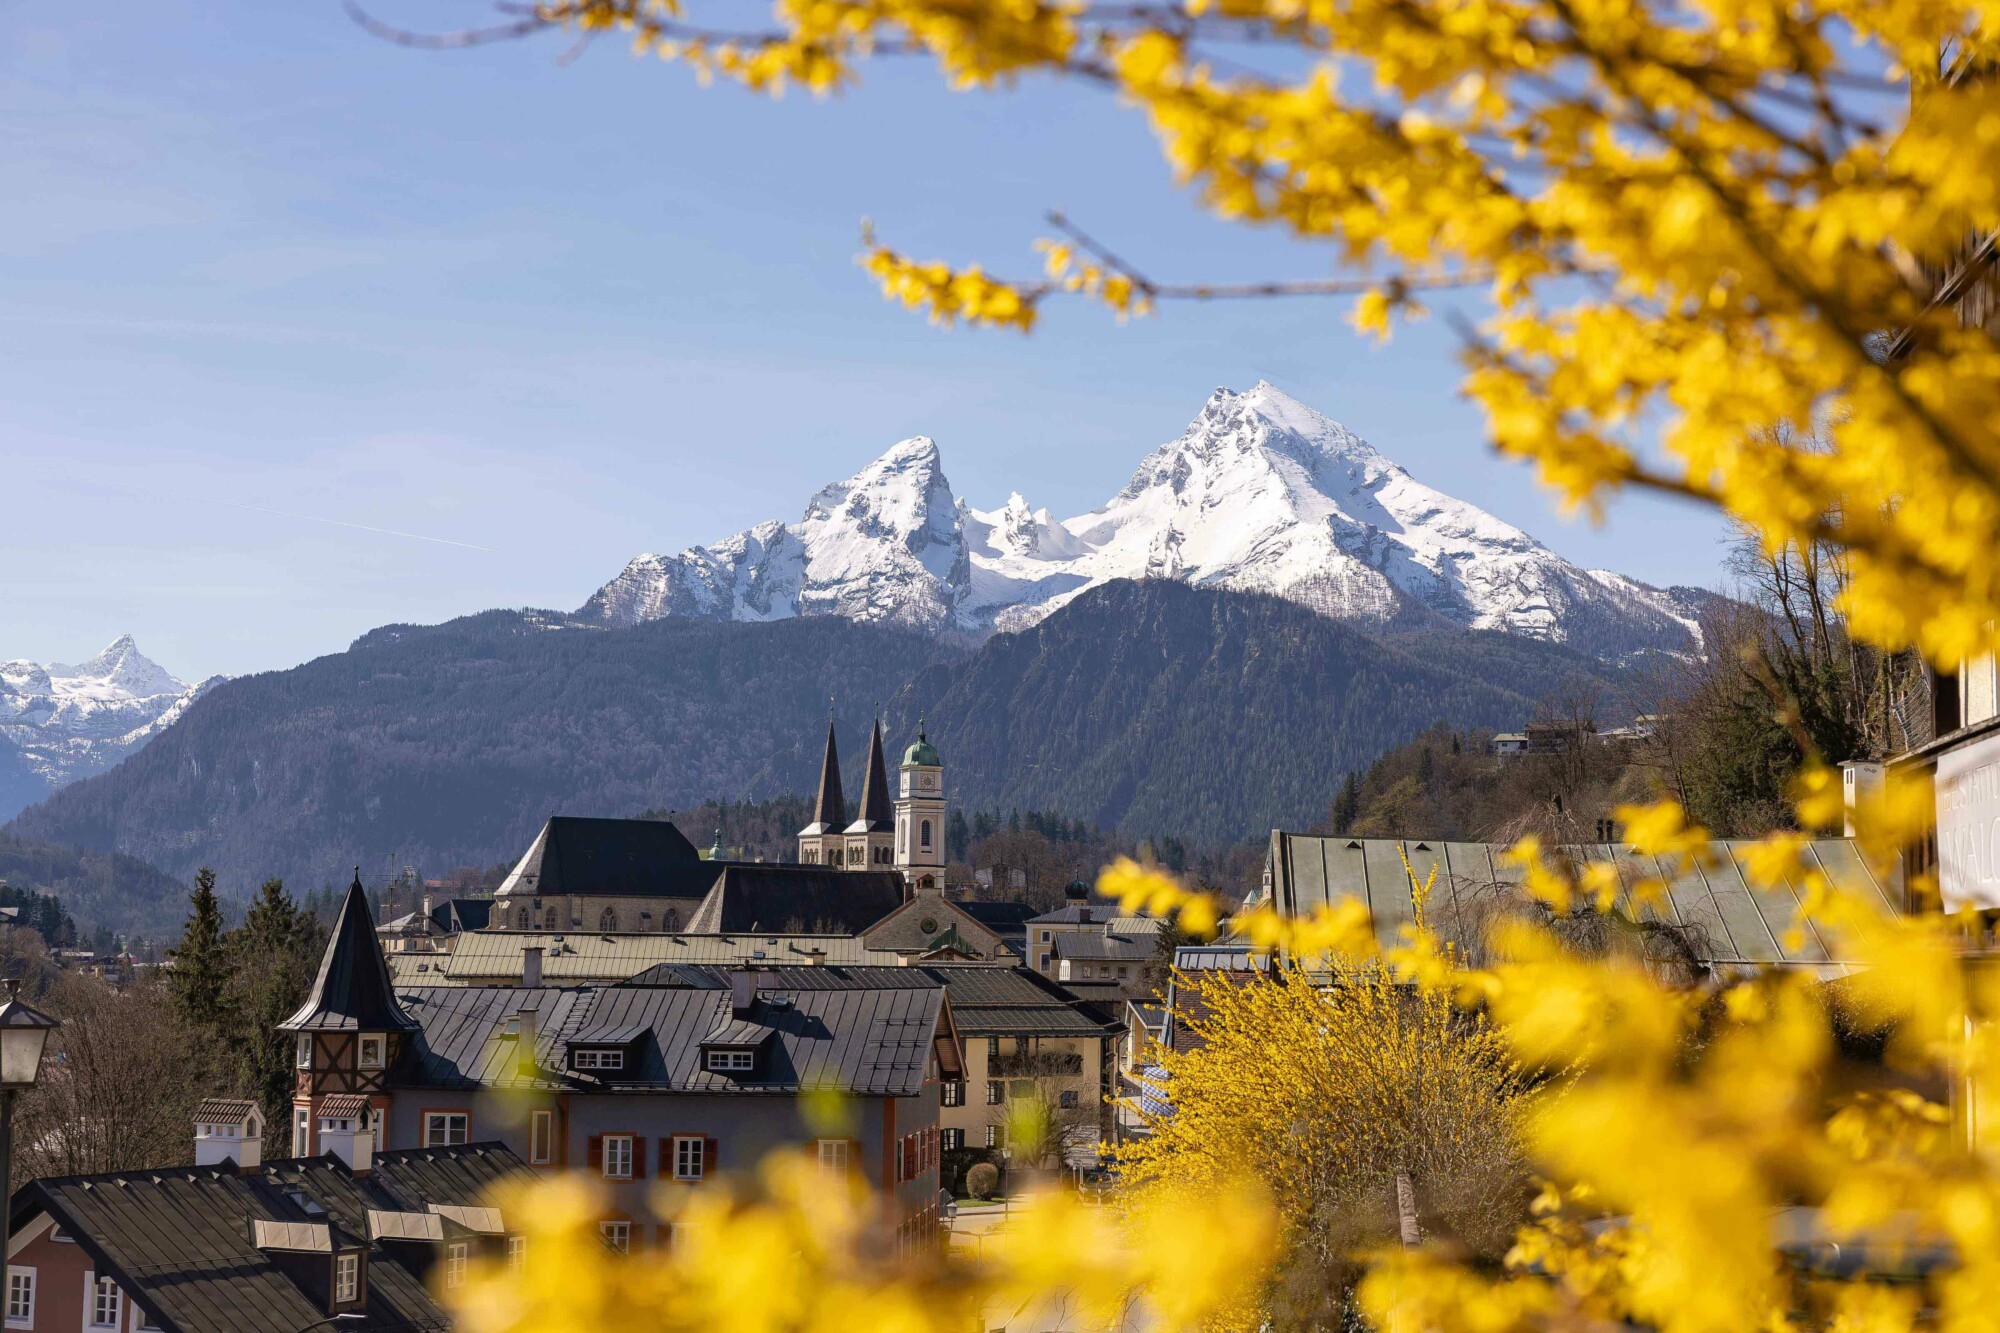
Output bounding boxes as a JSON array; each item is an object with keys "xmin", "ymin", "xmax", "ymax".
[
  {"xmin": 804, "ymin": 716, "xmax": 846, "ymax": 834},
  {"xmin": 849, "ymin": 716, "xmax": 894, "ymax": 832},
  {"xmin": 280, "ymin": 871, "xmax": 418, "ymax": 1033}
]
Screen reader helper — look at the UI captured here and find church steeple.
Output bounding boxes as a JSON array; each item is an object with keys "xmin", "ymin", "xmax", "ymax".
[
  {"xmin": 798, "ymin": 713, "xmax": 849, "ymax": 865},
  {"xmin": 804, "ymin": 715, "xmax": 846, "ymax": 835},
  {"xmin": 848, "ymin": 716, "xmax": 894, "ymax": 834}
]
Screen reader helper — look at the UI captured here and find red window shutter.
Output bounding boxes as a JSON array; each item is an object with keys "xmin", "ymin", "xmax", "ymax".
[
  {"xmin": 658, "ymin": 1138, "xmax": 672, "ymax": 1177},
  {"xmin": 586, "ymin": 1134, "xmax": 603, "ymax": 1170},
  {"xmin": 703, "ymin": 1136, "xmax": 719, "ymax": 1179},
  {"xmin": 631, "ymin": 1136, "xmax": 648, "ymax": 1180},
  {"xmin": 847, "ymin": 1138, "xmax": 863, "ymax": 1180}
]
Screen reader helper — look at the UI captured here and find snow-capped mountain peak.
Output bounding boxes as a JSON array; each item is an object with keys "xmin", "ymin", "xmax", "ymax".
[
  {"xmin": 583, "ymin": 383, "xmax": 1707, "ymax": 661},
  {"xmin": 50, "ymin": 633, "xmax": 184, "ymax": 700},
  {"xmin": 0, "ymin": 637, "xmax": 225, "ymax": 812}
]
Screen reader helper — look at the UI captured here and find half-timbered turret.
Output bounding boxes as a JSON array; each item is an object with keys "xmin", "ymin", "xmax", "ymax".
[{"xmin": 280, "ymin": 871, "xmax": 418, "ymax": 1157}]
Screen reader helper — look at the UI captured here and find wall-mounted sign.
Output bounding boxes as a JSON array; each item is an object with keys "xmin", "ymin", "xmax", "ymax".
[{"xmin": 1937, "ymin": 731, "xmax": 2000, "ymax": 910}]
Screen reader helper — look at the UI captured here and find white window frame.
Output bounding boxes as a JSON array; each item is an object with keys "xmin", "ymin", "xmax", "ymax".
[
  {"xmin": 529, "ymin": 1110, "xmax": 555, "ymax": 1165},
  {"xmin": 704, "ymin": 1049, "xmax": 754, "ymax": 1073},
  {"xmin": 293, "ymin": 1108, "xmax": 311, "ymax": 1158},
  {"xmin": 358, "ymin": 1035, "xmax": 385, "ymax": 1069},
  {"xmin": 602, "ymin": 1134, "xmax": 634, "ymax": 1180},
  {"xmin": 672, "ymin": 1135, "xmax": 705, "ymax": 1181},
  {"xmin": 87, "ymin": 1275, "xmax": 119, "ymax": 1330},
  {"xmin": 6, "ymin": 1265, "xmax": 33, "ymax": 1328},
  {"xmin": 507, "ymin": 1236, "xmax": 528, "ymax": 1273},
  {"xmin": 423, "ymin": 1112, "xmax": 469, "ymax": 1148},
  {"xmin": 985, "ymin": 1125, "xmax": 1001, "ymax": 1149},
  {"xmin": 941, "ymin": 1080, "xmax": 963, "ymax": 1107},
  {"xmin": 816, "ymin": 1139, "xmax": 849, "ymax": 1177},
  {"xmin": 444, "ymin": 1242, "xmax": 469, "ymax": 1289},
  {"xmin": 572, "ymin": 1049, "xmax": 624, "ymax": 1072},
  {"xmin": 135, "ymin": 1303, "xmax": 161, "ymax": 1333},
  {"xmin": 599, "ymin": 1221, "xmax": 630, "ymax": 1255},
  {"xmin": 334, "ymin": 1253, "xmax": 360, "ymax": 1303},
  {"xmin": 942, "ymin": 1128, "xmax": 963, "ymax": 1151}
]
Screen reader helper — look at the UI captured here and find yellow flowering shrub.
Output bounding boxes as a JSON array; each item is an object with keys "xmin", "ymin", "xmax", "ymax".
[{"xmin": 1116, "ymin": 961, "xmax": 1531, "ymax": 1330}]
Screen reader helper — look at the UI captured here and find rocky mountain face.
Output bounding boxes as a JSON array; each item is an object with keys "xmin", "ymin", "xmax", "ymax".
[
  {"xmin": 585, "ymin": 382, "xmax": 1709, "ymax": 662},
  {"xmin": 0, "ymin": 636, "xmax": 223, "ymax": 820}
]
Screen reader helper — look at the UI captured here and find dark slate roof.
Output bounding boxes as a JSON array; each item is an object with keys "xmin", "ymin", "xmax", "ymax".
[
  {"xmin": 845, "ymin": 719, "xmax": 894, "ymax": 834},
  {"xmin": 282, "ymin": 875, "xmax": 420, "ymax": 1033},
  {"xmin": 957, "ymin": 901, "xmax": 1039, "ymax": 929},
  {"xmin": 494, "ymin": 816, "xmax": 712, "ymax": 900},
  {"xmin": 431, "ymin": 898, "xmax": 492, "ymax": 932},
  {"xmin": 918, "ymin": 966, "xmax": 1120, "ymax": 1038},
  {"xmin": 1026, "ymin": 904, "xmax": 1123, "ymax": 925},
  {"xmin": 802, "ymin": 718, "xmax": 847, "ymax": 836},
  {"xmin": 1052, "ymin": 932, "xmax": 1156, "ymax": 964},
  {"xmin": 395, "ymin": 965, "xmax": 945, "ymax": 1097},
  {"xmin": 12, "ymin": 1145, "xmax": 529, "ymax": 1333},
  {"xmin": 684, "ymin": 865, "xmax": 905, "ymax": 934}
]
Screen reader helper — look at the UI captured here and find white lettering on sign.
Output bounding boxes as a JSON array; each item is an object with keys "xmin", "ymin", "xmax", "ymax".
[{"xmin": 1937, "ymin": 733, "xmax": 2000, "ymax": 910}]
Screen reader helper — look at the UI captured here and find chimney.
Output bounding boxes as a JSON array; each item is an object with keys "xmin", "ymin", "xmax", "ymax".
[
  {"xmin": 804, "ymin": 947, "xmax": 827, "ymax": 967},
  {"xmin": 193, "ymin": 1101, "xmax": 264, "ymax": 1172},
  {"xmin": 421, "ymin": 894, "xmax": 434, "ymax": 925},
  {"xmin": 522, "ymin": 946, "xmax": 543, "ymax": 989},
  {"xmin": 1840, "ymin": 761, "xmax": 1885, "ymax": 837},
  {"xmin": 730, "ymin": 966, "xmax": 757, "ymax": 1017},
  {"xmin": 516, "ymin": 1002, "xmax": 540, "ymax": 1077},
  {"xmin": 318, "ymin": 1106, "xmax": 374, "ymax": 1174}
]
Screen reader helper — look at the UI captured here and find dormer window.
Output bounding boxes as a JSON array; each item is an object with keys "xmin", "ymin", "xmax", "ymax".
[
  {"xmin": 705, "ymin": 1049, "xmax": 755, "ymax": 1073},
  {"xmin": 572, "ymin": 1049, "xmax": 624, "ymax": 1072},
  {"xmin": 358, "ymin": 1035, "xmax": 385, "ymax": 1069},
  {"xmin": 334, "ymin": 1251, "xmax": 362, "ymax": 1304}
]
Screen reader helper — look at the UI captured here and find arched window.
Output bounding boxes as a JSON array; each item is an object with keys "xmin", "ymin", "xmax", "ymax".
[
  {"xmin": 515, "ymin": 908, "xmax": 529, "ymax": 929},
  {"xmin": 598, "ymin": 907, "xmax": 619, "ymax": 932},
  {"xmin": 920, "ymin": 819, "xmax": 933, "ymax": 850},
  {"xmin": 663, "ymin": 909, "xmax": 680, "ymax": 932},
  {"xmin": 543, "ymin": 908, "xmax": 558, "ymax": 929}
]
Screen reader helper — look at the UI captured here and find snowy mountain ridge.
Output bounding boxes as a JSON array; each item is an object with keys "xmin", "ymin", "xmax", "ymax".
[
  {"xmin": 584, "ymin": 382, "xmax": 1708, "ymax": 661},
  {"xmin": 0, "ymin": 636, "xmax": 224, "ymax": 809}
]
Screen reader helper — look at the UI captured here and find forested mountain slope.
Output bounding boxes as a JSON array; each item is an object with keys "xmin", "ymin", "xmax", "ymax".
[
  {"xmin": 889, "ymin": 581, "xmax": 1628, "ymax": 845},
  {"xmin": 7, "ymin": 586, "xmax": 1632, "ymax": 894},
  {"xmin": 7, "ymin": 611, "xmax": 948, "ymax": 894}
]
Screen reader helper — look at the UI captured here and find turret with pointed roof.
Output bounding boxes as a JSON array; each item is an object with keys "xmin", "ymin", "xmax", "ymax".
[
  {"xmin": 846, "ymin": 717, "xmax": 894, "ymax": 835},
  {"xmin": 281, "ymin": 872, "xmax": 418, "ymax": 1035}
]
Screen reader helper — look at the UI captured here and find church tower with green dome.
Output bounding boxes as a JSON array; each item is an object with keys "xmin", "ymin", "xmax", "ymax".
[{"xmin": 894, "ymin": 721, "xmax": 947, "ymax": 892}]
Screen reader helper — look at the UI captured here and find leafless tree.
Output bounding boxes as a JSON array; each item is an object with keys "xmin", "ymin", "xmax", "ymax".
[{"xmin": 13, "ymin": 972, "xmax": 203, "ymax": 1181}]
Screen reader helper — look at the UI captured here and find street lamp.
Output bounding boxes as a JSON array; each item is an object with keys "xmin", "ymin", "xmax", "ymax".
[{"xmin": 0, "ymin": 977, "xmax": 59, "ymax": 1232}]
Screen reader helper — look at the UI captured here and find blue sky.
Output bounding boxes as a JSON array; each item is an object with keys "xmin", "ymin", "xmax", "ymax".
[{"xmin": 0, "ymin": 1, "xmax": 1733, "ymax": 681}]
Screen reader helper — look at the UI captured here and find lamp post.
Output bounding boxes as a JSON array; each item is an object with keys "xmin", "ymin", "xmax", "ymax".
[{"xmin": 0, "ymin": 978, "xmax": 59, "ymax": 1245}]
